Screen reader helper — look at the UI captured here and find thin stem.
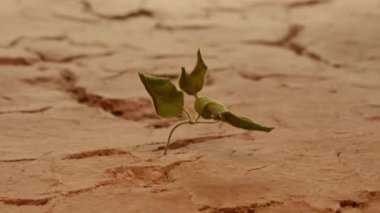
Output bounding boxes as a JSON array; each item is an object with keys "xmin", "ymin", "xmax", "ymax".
[
  {"xmin": 175, "ymin": 103, "xmax": 193, "ymax": 122},
  {"xmin": 163, "ymin": 121, "xmax": 191, "ymax": 155},
  {"xmin": 173, "ymin": 102, "xmax": 193, "ymax": 122},
  {"xmin": 194, "ymin": 113, "xmax": 201, "ymax": 122},
  {"xmin": 182, "ymin": 108, "xmax": 193, "ymax": 122},
  {"xmin": 163, "ymin": 119, "xmax": 220, "ymax": 156}
]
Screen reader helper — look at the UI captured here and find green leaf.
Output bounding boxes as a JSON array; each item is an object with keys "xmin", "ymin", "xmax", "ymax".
[
  {"xmin": 194, "ymin": 97, "xmax": 213, "ymax": 119},
  {"xmin": 139, "ymin": 72, "xmax": 184, "ymax": 118},
  {"xmin": 195, "ymin": 97, "xmax": 273, "ymax": 132},
  {"xmin": 179, "ymin": 49, "xmax": 208, "ymax": 95},
  {"xmin": 221, "ymin": 111, "xmax": 274, "ymax": 132},
  {"xmin": 194, "ymin": 97, "xmax": 227, "ymax": 120}
]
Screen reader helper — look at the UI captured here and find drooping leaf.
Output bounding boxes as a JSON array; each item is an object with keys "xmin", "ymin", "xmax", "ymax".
[
  {"xmin": 194, "ymin": 97, "xmax": 227, "ymax": 120},
  {"xmin": 221, "ymin": 111, "xmax": 274, "ymax": 132},
  {"xmin": 195, "ymin": 97, "xmax": 274, "ymax": 132},
  {"xmin": 139, "ymin": 72, "xmax": 184, "ymax": 118},
  {"xmin": 179, "ymin": 49, "xmax": 208, "ymax": 96}
]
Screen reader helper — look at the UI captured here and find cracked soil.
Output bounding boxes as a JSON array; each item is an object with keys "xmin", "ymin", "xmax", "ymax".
[{"xmin": 0, "ymin": 0, "xmax": 380, "ymax": 212}]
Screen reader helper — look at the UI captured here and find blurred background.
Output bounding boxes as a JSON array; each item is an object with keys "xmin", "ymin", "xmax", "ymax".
[{"xmin": 0, "ymin": 0, "xmax": 380, "ymax": 212}]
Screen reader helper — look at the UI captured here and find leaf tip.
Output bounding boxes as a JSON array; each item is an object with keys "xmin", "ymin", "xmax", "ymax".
[
  {"xmin": 138, "ymin": 72, "xmax": 145, "ymax": 78},
  {"xmin": 196, "ymin": 49, "xmax": 206, "ymax": 68},
  {"xmin": 263, "ymin": 127, "xmax": 275, "ymax": 132},
  {"xmin": 138, "ymin": 72, "xmax": 145, "ymax": 82}
]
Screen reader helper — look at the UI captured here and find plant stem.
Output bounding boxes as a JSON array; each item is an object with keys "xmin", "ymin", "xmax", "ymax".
[
  {"xmin": 163, "ymin": 120, "xmax": 220, "ymax": 156},
  {"xmin": 163, "ymin": 121, "xmax": 190, "ymax": 155},
  {"xmin": 174, "ymin": 103, "xmax": 192, "ymax": 122},
  {"xmin": 182, "ymin": 108, "xmax": 193, "ymax": 122},
  {"xmin": 194, "ymin": 113, "xmax": 201, "ymax": 122}
]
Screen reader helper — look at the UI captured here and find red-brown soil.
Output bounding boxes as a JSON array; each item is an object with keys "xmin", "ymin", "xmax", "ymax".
[{"xmin": 0, "ymin": 0, "xmax": 379, "ymax": 212}]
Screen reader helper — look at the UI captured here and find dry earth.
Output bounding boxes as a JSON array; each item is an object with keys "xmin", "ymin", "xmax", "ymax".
[{"xmin": 1, "ymin": 0, "xmax": 380, "ymax": 212}]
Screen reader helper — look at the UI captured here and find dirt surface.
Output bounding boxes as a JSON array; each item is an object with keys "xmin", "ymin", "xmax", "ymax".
[{"xmin": 1, "ymin": 0, "xmax": 380, "ymax": 212}]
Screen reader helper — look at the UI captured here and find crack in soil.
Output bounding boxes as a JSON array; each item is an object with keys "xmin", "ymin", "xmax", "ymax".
[
  {"xmin": 0, "ymin": 36, "xmax": 25, "ymax": 49},
  {"xmin": 81, "ymin": 0, "xmax": 154, "ymax": 21},
  {"xmin": 0, "ymin": 197, "xmax": 51, "ymax": 206},
  {"xmin": 104, "ymin": 157, "xmax": 203, "ymax": 185},
  {"xmin": 10, "ymin": 180, "xmax": 119, "ymax": 207},
  {"xmin": 0, "ymin": 106, "xmax": 52, "ymax": 115},
  {"xmin": 252, "ymin": 24, "xmax": 304, "ymax": 46},
  {"xmin": 21, "ymin": 69, "xmax": 156, "ymax": 121},
  {"xmin": 287, "ymin": 0, "xmax": 332, "ymax": 9},
  {"xmin": 67, "ymin": 87, "xmax": 155, "ymax": 120},
  {"xmin": 199, "ymin": 200, "xmax": 283, "ymax": 212},
  {"xmin": 243, "ymin": 24, "xmax": 343, "ymax": 68},
  {"xmin": 339, "ymin": 199, "xmax": 367, "ymax": 209},
  {"xmin": 25, "ymin": 47, "xmax": 114, "ymax": 63},
  {"xmin": 12, "ymin": 34, "xmax": 113, "ymax": 63},
  {"xmin": 146, "ymin": 120, "xmax": 172, "ymax": 129},
  {"xmin": 155, "ymin": 23, "xmax": 214, "ymax": 31},
  {"xmin": 58, "ymin": 69, "xmax": 156, "ymax": 120},
  {"xmin": 239, "ymin": 72, "xmax": 327, "ymax": 82},
  {"xmin": 0, "ymin": 158, "xmax": 36, "ymax": 163},
  {"xmin": 246, "ymin": 165, "xmax": 269, "ymax": 173},
  {"xmin": 33, "ymin": 35, "xmax": 107, "ymax": 48},
  {"xmin": 101, "ymin": 70, "xmax": 134, "ymax": 80},
  {"xmin": 40, "ymin": 157, "xmax": 203, "ymax": 210},
  {"xmin": 2, "ymin": 34, "xmax": 107, "ymax": 49},
  {"xmin": 148, "ymin": 53, "xmax": 192, "ymax": 60},
  {"xmin": 335, "ymin": 191, "xmax": 380, "ymax": 212},
  {"xmin": 246, "ymin": 0, "xmax": 332, "ymax": 10},
  {"xmin": 52, "ymin": 12, "xmax": 98, "ymax": 24},
  {"xmin": 62, "ymin": 148, "xmax": 134, "ymax": 160},
  {"xmin": 0, "ymin": 57, "xmax": 33, "ymax": 66},
  {"xmin": 1, "ymin": 35, "xmax": 109, "ymax": 65},
  {"xmin": 1, "ymin": 96, "xmax": 13, "ymax": 101},
  {"xmin": 364, "ymin": 116, "xmax": 380, "ymax": 122},
  {"xmin": 153, "ymin": 134, "xmax": 236, "ymax": 151}
]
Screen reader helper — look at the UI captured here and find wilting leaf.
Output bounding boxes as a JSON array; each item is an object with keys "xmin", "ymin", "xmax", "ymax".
[
  {"xmin": 194, "ymin": 97, "xmax": 228, "ymax": 120},
  {"xmin": 221, "ymin": 111, "xmax": 274, "ymax": 132},
  {"xmin": 139, "ymin": 73, "xmax": 184, "ymax": 118},
  {"xmin": 195, "ymin": 97, "xmax": 274, "ymax": 132},
  {"xmin": 179, "ymin": 49, "xmax": 208, "ymax": 96}
]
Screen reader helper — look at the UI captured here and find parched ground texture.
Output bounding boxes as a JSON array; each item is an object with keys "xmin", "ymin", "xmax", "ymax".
[{"xmin": 0, "ymin": 0, "xmax": 380, "ymax": 212}]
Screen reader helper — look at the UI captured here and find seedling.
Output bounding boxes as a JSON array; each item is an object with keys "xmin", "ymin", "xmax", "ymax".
[{"xmin": 139, "ymin": 50, "xmax": 274, "ymax": 155}]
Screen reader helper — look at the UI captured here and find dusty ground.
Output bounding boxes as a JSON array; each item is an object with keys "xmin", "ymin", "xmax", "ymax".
[{"xmin": 0, "ymin": 0, "xmax": 380, "ymax": 212}]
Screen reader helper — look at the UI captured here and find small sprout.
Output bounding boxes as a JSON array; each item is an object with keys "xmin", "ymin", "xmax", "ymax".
[{"xmin": 139, "ymin": 49, "xmax": 274, "ymax": 155}]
